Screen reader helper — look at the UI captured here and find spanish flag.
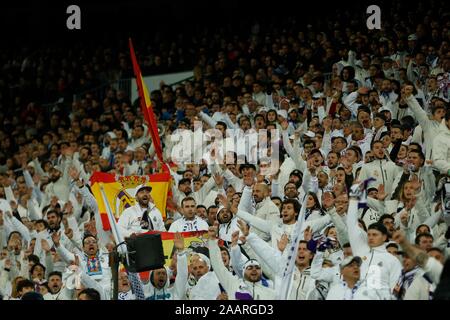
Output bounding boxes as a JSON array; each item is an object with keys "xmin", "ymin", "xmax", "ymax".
[
  {"xmin": 129, "ymin": 38, "xmax": 165, "ymax": 166},
  {"xmin": 90, "ymin": 172, "xmax": 171, "ymax": 231},
  {"xmin": 144, "ymin": 231, "xmax": 209, "ymax": 266},
  {"xmin": 121, "ymin": 231, "xmax": 209, "ymax": 282}
]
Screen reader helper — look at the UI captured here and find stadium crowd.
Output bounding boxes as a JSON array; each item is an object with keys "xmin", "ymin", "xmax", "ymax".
[{"xmin": 1, "ymin": 0, "xmax": 450, "ymax": 300}]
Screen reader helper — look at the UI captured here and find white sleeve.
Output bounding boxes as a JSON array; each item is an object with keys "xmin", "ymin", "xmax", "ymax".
[
  {"xmin": 236, "ymin": 210, "xmax": 272, "ymax": 234},
  {"xmin": 27, "ymin": 199, "xmax": 42, "ymax": 220},
  {"xmin": 32, "ymin": 158, "xmax": 46, "ymax": 177},
  {"xmin": 326, "ymin": 207, "xmax": 349, "ymax": 245},
  {"xmin": 237, "ymin": 186, "xmax": 254, "ymax": 214},
  {"xmin": 117, "ymin": 213, "xmax": 133, "ymax": 238},
  {"xmin": 303, "ymin": 214, "xmax": 332, "ymax": 234},
  {"xmin": 6, "ymin": 215, "xmax": 31, "ymax": 244},
  {"xmin": 230, "ymin": 245, "xmax": 246, "ymax": 279},
  {"xmin": 54, "ymin": 243, "xmax": 76, "ymax": 264},
  {"xmin": 4, "ymin": 186, "xmax": 17, "ymax": 204},
  {"xmin": 246, "ymin": 233, "xmax": 284, "ymax": 275},
  {"xmin": 318, "ymin": 106, "xmax": 326, "ymax": 123},
  {"xmin": 194, "ymin": 177, "xmax": 216, "ymax": 205},
  {"xmin": 282, "ymin": 130, "xmax": 295, "ymax": 159},
  {"xmin": 310, "ymin": 251, "xmax": 336, "ymax": 282},
  {"xmin": 346, "ymin": 199, "xmax": 370, "ymax": 256},
  {"xmin": 424, "ymin": 257, "xmax": 443, "ymax": 285},
  {"xmin": 79, "ymin": 272, "xmax": 108, "ymax": 300},
  {"xmin": 405, "ymin": 95, "xmax": 431, "ymax": 132},
  {"xmin": 432, "ymin": 134, "xmax": 450, "ymax": 174},
  {"xmin": 23, "ymin": 169, "xmax": 43, "ymax": 205},
  {"xmin": 271, "ymin": 180, "xmax": 284, "ymax": 199},
  {"xmin": 222, "ymin": 169, "xmax": 243, "ymax": 192},
  {"xmin": 174, "ymin": 250, "xmax": 189, "ymax": 300},
  {"xmin": 208, "ymin": 239, "xmax": 239, "ymax": 296}
]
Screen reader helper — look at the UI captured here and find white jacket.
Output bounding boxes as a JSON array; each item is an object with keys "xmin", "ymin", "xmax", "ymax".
[
  {"xmin": 404, "ymin": 272, "xmax": 435, "ymax": 300},
  {"xmin": 142, "ymin": 251, "xmax": 188, "ymax": 300},
  {"xmin": 405, "ymin": 95, "xmax": 441, "ymax": 160},
  {"xmin": 358, "ymin": 159, "xmax": 401, "ymax": 197},
  {"xmin": 168, "ymin": 216, "xmax": 209, "ymax": 233},
  {"xmin": 118, "ymin": 202, "xmax": 166, "ymax": 238},
  {"xmin": 347, "ymin": 199, "xmax": 402, "ymax": 300},
  {"xmin": 237, "ymin": 209, "xmax": 331, "ymax": 250},
  {"xmin": 310, "ymin": 252, "xmax": 366, "ymax": 300},
  {"xmin": 55, "ymin": 244, "xmax": 112, "ymax": 298},
  {"xmin": 209, "ymin": 239, "xmax": 277, "ymax": 300},
  {"xmin": 432, "ymin": 120, "xmax": 450, "ymax": 174},
  {"xmin": 238, "ymin": 186, "xmax": 281, "ymax": 241}
]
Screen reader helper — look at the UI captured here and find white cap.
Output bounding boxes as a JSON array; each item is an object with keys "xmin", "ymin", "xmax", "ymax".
[
  {"xmin": 304, "ymin": 130, "xmax": 316, "ymax": 138},
  {"xmin": 313, "ymin": 92, "xmax": 325, "ymax": 99},
  {"xmin": 408, "ymin": 34, "xmax": 418, "ymax": 41},
  {"xmin": 106, "ymin": 131, "xmax": 117, "ymax": 139},
  {"xmin": 277, "ymin": 110, "xmax": 288, "ymax": 119},
  {"xmin": 242, "ymin": 259, "xmax": 261, "ymax": 272}
]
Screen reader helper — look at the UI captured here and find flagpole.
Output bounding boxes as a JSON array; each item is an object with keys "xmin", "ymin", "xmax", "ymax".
[{"xmin": 99, "ymin": 183, "xmax": 126, "ymax": 254}]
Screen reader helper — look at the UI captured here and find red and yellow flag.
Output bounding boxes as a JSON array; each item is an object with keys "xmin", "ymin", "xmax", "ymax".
[
  {"xmin": 129, "ymin": 38, "xmax": 165, "ymax": 166},
  {"xmin": 90, "ymin": 172, "xmax": 171, "ymax": 231}
]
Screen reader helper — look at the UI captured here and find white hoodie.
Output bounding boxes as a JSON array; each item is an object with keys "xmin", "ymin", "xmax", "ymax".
[
  {"xmin": 432, "ymin": 119, "xmax": 450, "ymax": 174},
  {"xmin": 347, "ymin": 198, "xmax": 402, "ymax": 300},
  {"xmin": 142, "ymin": 250, "xmax": 188, "ymax": 300}
]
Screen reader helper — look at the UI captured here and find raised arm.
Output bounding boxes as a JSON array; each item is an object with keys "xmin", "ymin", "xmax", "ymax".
[
  {"xmin": 393, "ymin": 230, "xmax": 443, "ymax": 285},
  {"xmin": 173, "ymin": 233, "xmax": 189, "ymax": 300},
  {"xmin": 236, "ymin": 209, "xmax": 272, "ymax": 234},
  {"xmin": 52, "ymin": 231, "xmax": 76, "ymax": 264},
  {"xmin": 208, "ymin": 235, "xmax": 239, "ymax": 296},
  {"xmin": 310, "ymin": 251, "xmax": 336, "ymax": 282},
  {"xmin": 405, "ymin": 95, "xmax": 431, "ymax": 131},
  {"xmin": 245, "ymin": 232, "xmax": 284, "ymax": 275},
  {"xmin": 347, "ymin": 189, "xmax": 370, "ymax": 256},
  {"xmin": 237, "ymin": 185, "xmax": 254, "ymax": 214}
]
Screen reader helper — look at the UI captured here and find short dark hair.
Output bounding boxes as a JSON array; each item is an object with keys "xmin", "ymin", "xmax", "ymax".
[
  {"xmin": 35, "ymin": 219, "xmax": 49, "ymax": 229},
  {"xmin": 181, "ymin": 196, "xmax": 196, "ymax": 207},
  {"xmin": 46, "ymin": 210, "xmax": 61, "ymax": 219},
  {"xmin": 30, "ymin": 262, "xmax": 46, "ymax": 275},
  {"xmin": 370, "ymin": 139, "xmax": 384, "ymax": 150},
  {"xmin": 78, "ymin": 288, "xmax": 101, "ymax": 300},
  {"xmin": 408, "ymin": 148, "xmax": 425, "ymax": 162},
  {"xmin": 207, "ymin": 205, "xmax": 218, "ymax": 214},
  {"xmin": 27, "ymin": 254, "xmax": 40, "ymax": 266},
  {"xmin": 216, "ymin": 121, "xmax": 228, "ymax": 130},
  {"xmin": 17, "ymin": 279, "xmax": 35, "ymax": 293},
  {"xmin": 82, "ymin": 234, "xmax": 97, "ymax": 246},
  {"xmin": 196, "ymin": 205, "xmax": 207, "ymax": 210},
  {"xmin": 48, "ymin": 271, "xmax": 63, "ymax": 280},
  {"xmin": 415, "ymin": 233, "xmax": 434, "ymax": 245},
  {"xmin": 7, "ymin": 231, "xmax": 22, "ymax": 243},
  {"xmin": 367, "ymin": 222, "xmax": 388, "ymax": 236},
  {"xmin": 178, "ymin": 178, "xmax": 191, "ymax": 186},
  {"xmin": 378, "ymin": 214, "xmax": 394, "ymax": 224},
  {"xmin": 281, "ymin": 198, "xmax": 301, "ymax": 214}
]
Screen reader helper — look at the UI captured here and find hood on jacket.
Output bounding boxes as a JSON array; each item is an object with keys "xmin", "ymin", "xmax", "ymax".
[{"xmin": 148, "ymin": 266, "xmax": 171, "ymax": 291}]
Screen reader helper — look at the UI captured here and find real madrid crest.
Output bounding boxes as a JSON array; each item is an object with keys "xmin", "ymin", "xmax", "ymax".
[{"xmin": 113, "ymin": 175, "xmax": 151, "ymax": 218}]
